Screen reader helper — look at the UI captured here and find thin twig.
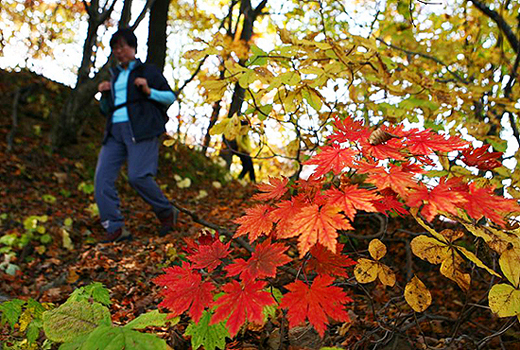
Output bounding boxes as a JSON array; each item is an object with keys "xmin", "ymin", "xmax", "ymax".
[{"xmin": 477, "ymin": 318, "xmax": 517, "ymax": 349}]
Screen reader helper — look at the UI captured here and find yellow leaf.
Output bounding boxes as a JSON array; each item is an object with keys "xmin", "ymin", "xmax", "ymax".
[
  {"xmin": 224, "ymin": 116, "xmax": 241, "ymax": 140},
  {"xmin": 507, "ymin": 186, "xmax": 520, "ymax": 200},
  {"xmin": 368, "ymin": 239, "xmax": 387, "ymax": 260},
  {"xmin": 280, "ymin": 71, "xmax": 301, "ymax": 86},
  {"xmin": 239, "ymin": 70, "xmax": 255, "ymax": 89},
  {"xmin": 300, "ymin": 66, "xmax": 324, "ymax": 75},
  {"xmin": 438, "ymin": 152, "xmax": 450, "ymax": 171},
  {"xmin": 500, "ymin": 248, "xmax": 520, "ymax": 288},
  {"xmin": 18, "ymin": 309, "xmax": 32, "ymax": 332},
  {"xmin": 440, "ymin": 229, "xmax": 464, "ymax": 243},
  {"xmin": 462, "ymin": 221, "xmax": 519, "ymax": 254},
  {"xmin": 163, "ymin": 139, "xmax": 175, "ymax": 147},
  {"xmin": 410, "ymin": 208, "xmax": 448, "ymax": 243},
  {"xmin": 378, "ymin": 264, "xmax": 396, "ymax": 287},
  {"xmin": 61, "ymin": 228, "xmax": 74, "ymax": 251},
  {"xmin": 489, "ymin": 284, "xmax": 520, "ymax": 317},
  {"xmin": 450, "ymin": 165, "xmax": 475, "ymax": 178},
  {"xmin": 410, "ymin": 235, "xmax": 450, "ymax": 264},
  {"xmin": 457, "ymin": 245, "xmax": 500, "ymax": 278},
  {"xmin": 354, "ymin": 258, "xmax": 378, "ymax": 284},
  {"xmin": 440, "ymin": 254, "xmax": 471, "ymax": 291},
  {"xmin": 209, "ymin": 118, "xmax": 230, "ymax": 136},
  {"xmin": 405, "ymin": 276, "xmax": 432, "ymax": 312},
  {"xmin": 202, "ymin": 79, "xmax": 228, "ymax": 103}
]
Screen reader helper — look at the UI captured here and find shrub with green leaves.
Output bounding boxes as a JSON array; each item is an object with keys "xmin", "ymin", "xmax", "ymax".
[{"xmin": 0, "ymin": 282, "xmax": 174, "ymax": 350}]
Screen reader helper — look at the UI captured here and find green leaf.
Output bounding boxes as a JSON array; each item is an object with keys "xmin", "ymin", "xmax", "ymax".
[
  {"xmin": 40, "ymin": 233, "xmax": 52, "ymax": 244},
  {"xmin": 0, "ymin": 234, "xmax": 18, "ymax": 246},
  {"xmin": 302, "ymin": 87, "xmax": 323, "ymax": 112},
  {"xmin": 486, "ymin": 137, "xmax": 507, "ymax": 152},
  {"xmin": 257, "ymin": 104, "xmax": 272, "ymax": 120},
  {"xmin": 42, "ymin": 194, "xmax": 57, "ymax": 204},
  {"xmin": 185, "ymin": 311, "xmax": 229, "ymax": 350},
  {"xmin": 43, "ymin": 300, "xmax": 111, "ymax": 342},
  {"xmin": 238, "ymin": 70, "xmax": 254, "ymax": 89},
  {"xmin": 27, "ymin": 320, "xmax": 41, "ymax": 344},
  {"xmin": 0, "ymin": 299, "xmax": 25, "ymax": 329},
  {"xmin": 76, "ymin": 324, "xmax": 168, "ymax": 350},
  {"xmin": 424, "ymin": 120, "xmax": 443, "ymax": 132},
  {"xmin": 263, "ymin": 288, "xmax": 283, "ymax": 322},
  {"xmin": 85, "ymin": 282, "xmax": 112, "ymax": 306},
  {"xmin": 280, "ymin": 71, "xmax": 300, "ymax": 86},
  {"xmin": 251, "ymin": 44, "xmax": 267, "ymax": 56},
  {"xmin": 68, "ymin": 283, "xmax": 111, "ymax": 306},
  {"xmin": 124, "ymin": 310, "xmax": 176, "ymax": 330}
]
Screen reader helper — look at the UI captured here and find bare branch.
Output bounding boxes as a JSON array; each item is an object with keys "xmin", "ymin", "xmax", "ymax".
[{"xmin": 177, "ymin": 55, "xmax": 209, "ymax": 94}]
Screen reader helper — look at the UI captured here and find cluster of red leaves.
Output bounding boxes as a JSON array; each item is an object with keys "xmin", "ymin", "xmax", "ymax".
[
  {"xmin": 155, "ymin": 116, "xmax": 520, "ymax": 339},
  {"xmin": 154, "ymin": 232, "xmax": 355, "ymax": 337}
]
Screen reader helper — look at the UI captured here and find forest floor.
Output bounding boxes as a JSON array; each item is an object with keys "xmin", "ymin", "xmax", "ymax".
[{"xmin": 1, "ymin": 69, "xmax": 519, "ymax": 350}]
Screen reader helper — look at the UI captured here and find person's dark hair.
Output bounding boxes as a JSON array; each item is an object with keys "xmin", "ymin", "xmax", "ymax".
[{"xmin": 110, "ymin": 28, "xmax": 137, "ymax": 49}]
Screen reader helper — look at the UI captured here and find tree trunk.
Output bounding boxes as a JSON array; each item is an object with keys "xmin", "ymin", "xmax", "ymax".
[{"xmin": 146, "ymin": 0, "xmax": 171, "ymax": 70}]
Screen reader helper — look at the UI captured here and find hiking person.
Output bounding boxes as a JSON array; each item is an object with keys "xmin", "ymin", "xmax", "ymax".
[{"xmin": 95, "ymin": 28, "xmax": 179, "ymax": 242}]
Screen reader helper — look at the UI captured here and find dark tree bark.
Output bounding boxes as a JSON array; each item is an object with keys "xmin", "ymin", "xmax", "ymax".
[{"xmin": 146, "ymin": 0, "xmax": 171, "ymax": 70}]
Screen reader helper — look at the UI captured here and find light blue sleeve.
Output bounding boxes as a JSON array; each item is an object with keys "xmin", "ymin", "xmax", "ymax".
[{"xmin": 149, "ymin": 89, "xmax": 176, "ymax": 106}]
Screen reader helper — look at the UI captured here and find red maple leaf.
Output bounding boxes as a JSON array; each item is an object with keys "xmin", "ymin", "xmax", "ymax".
[
  {"xmin": 234, "ymin": 204, "xmax": 274, "ymax": 241},
  {"xmin": 270, "ymin": 196, "xmax": 306, "ymax": 239},
  {"xmin": 305, "ymin": 243, "xmax": 356, "ymax": 278},
  {"xmin": 461, "ymin": 145, "xmax": 502, "ymax": 170},
  {"xmin": 279, "ymin": 275, "xmax": 352, "ymax": 337},
  {"xmin": 182, "ymin": 231, "xmax": 217, "ymax": 254},
  {"xmin": 253, "ymin": 176, "xmax": 289, "ymax": 201},
  {"xmin": 373, "ymin": 189, "xmax": 409, "ymax": 216},
  {"xmin": 325, "ymin": 185, "xmax": 381, "ymax": 219},
  {"xmin": 304, "ymin": 144, "xmax": 357, "ymax": 178},
  {"xmin": 406, "ymin": 178, "xmax": 467, "ymax": 221},
  {"xmin": 353, "ymin": 159, "xmax": 384, "ymax": 175},
  {"xmin": 225, "ymin": 239, "xmax": 291, "ymax": 281},
  {"xmin": 154, "ymin": 262, "xmax": 215, "ymax": 323},
  {"xmin": 366, "ymin": 164, "xmax": 418, "ymax": 198},
  {"xmin": 360, "ymin": 138, "xmax": 406, "ymax": 161},
  {"xmin": 211, "ymin": 280, "xmax": 275, "ymax": 337},
  {"xmin": 291, "ymin": 204, "xmax": 353, "ymax": 257},
  {"xmin": 188, "ymin": 239, "xmax": 231, "ymax": 272},
  {"xmin": 405, "ymin": 129, "xmax": 468, "ymax": 155},
  {"xmin": 463, "ymin": 183, "xmax": 520, "ymax": 227},
  {"xmin": 328, "ymin": 116, "xmax": 371, "ymax": 143}
]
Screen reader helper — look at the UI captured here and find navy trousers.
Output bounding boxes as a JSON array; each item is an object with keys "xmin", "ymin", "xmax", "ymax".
[{"xmin": 94, "ymin": 122, "xmax": 173, "ymax": 233}]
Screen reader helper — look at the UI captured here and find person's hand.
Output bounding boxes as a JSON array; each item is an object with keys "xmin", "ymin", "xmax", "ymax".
[
  {"xmin": 134, "ymin": 78, "xmax": 151, "ymax": 96},
  {"xmin": 98, "ymin": 81, "xmax": 111, "ymax": 92}
]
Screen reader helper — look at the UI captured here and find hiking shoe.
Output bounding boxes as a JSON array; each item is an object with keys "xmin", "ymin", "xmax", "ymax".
[
  {"xmin": 101, "ymin": 227, "xmax": 132, "ymax": 243},
  {"xmin": 159, "ymin": 207, "xmax": 180, "ymax": 237}
]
